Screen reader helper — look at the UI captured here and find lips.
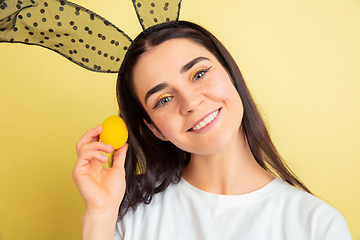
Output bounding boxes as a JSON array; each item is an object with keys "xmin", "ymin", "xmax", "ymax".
[{"xmin": 188, "ymin": 108, "xmax": 221, "ymax": 131}]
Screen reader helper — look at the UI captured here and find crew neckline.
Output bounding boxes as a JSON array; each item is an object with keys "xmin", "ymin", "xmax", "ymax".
[{"xmin": 177, "ymin": 177, "xmax": 284, "ymax": 208}]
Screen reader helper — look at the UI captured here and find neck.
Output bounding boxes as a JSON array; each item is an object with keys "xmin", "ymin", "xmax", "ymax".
[{"xmin": 182, "ymin": 127, "xmax": 274, "ymax": 195}]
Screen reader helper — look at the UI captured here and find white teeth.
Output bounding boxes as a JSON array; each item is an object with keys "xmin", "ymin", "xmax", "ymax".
[
  {"xmin": 192, "ymin": 109, "xmax": 219, "ymax": 131},
  {"xmin": 204, "ymin": 116, "xmax": 211, "ymax": 124}
]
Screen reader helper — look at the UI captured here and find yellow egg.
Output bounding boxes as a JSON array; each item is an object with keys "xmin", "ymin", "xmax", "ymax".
[{"xmin": 100, "ymin": 115, "xmax": 128, "ymax": 149}]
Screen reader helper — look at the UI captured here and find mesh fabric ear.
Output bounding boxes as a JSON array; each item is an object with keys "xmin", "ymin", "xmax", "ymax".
[
  {"xmin": 0, "ymin": 0, "xmax": 133, "ymax": 73},
  {"xmin": 132, "ymin": 0, "xmax": 181, "ymax": 30},
  {"xmin": 0, "ymin": 0, "xmax": 183, "ymax": 73}
]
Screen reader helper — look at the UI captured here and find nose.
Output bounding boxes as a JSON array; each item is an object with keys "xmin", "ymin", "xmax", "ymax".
[{"xmin": 180, "ymin": 90, "xmax": 204, "ymax": 115}]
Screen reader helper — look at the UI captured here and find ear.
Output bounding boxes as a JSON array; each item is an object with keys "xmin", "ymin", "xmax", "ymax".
[{"xmin": 143, "ymin": 119, "xmax": 168, "ymax": 141}]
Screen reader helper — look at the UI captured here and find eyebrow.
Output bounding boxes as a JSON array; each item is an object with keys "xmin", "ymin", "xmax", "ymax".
[
  {"xmin": 144, "ymin": 82, "xmax": 169, "ymax": 105},
  {"xmin": 180, "ymin": 56, "xmax": 210, "ymax": 74},
  {"xmin": 144, "ymin": 56, "xmax": 210, "ymax": 105}
]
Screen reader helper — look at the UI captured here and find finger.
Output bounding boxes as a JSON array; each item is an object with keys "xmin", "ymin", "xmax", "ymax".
[
  {"xmin": 76, "ymin": 149, "xmax": 109, "ymax": 168},
  {"xmin": 80, "ymin": 141, "xmax": 114, "ymax": 155},
  {"xmin": 76, "ymin": 125, "xmax": 103, "ymax": 153},
  {"xmin": 112, "ymin": 143, "xmax": 128, "ymax": 171}
]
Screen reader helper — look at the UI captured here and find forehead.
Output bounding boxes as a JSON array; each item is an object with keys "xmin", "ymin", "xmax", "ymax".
[
  {"xmin": 132, "ymin": 38, "xmax": 213, "ymax": 100},
  {"xmin": 134, "ymin": 38, "xmax": 212, "ymax": 74}
]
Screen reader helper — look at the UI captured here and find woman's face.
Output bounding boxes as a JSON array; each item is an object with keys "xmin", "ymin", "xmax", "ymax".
[{"xmin": 132, "ymin": 38, "xmax": 244, "ymax": 155}]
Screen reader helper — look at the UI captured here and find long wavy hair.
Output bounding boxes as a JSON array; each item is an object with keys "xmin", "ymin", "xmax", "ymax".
[{"xmin": 116, "ymin": 20, "xmax": 311, "ymax": 220}]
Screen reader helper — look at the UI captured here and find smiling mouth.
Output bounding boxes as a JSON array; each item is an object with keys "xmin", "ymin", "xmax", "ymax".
[{"xmin": 188, "ymin": 108, "xmax": 221, "ymax": 131}]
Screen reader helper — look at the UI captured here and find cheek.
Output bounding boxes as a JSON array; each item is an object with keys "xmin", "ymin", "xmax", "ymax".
[
  {"xmin": 206, "ymin": 71, "xmax": 236, "ymax": 101},
  {"xmin": 211, "ymin": 71, "xmax": 244, "ymax": 119},
  {"xmin": 151, "ymin": 112, "xmax": 178, "ymax": 137}
]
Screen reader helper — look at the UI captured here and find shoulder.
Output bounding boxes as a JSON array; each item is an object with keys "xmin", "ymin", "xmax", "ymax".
[
  {"xmin": 274, "ymin": 180, "xmax": 340, "ymax": 215},
  {"xmin": 114, "ymin": 182, "xmax": 182, "ymax": 239},
  {"xmin": 270, "ymin": 179, "xmax": 351, "ymax": 239}
]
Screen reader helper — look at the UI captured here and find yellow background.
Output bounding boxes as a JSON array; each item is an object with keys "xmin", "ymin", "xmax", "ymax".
[{"xmin": 1, "ymin": 0, "xmax": 359, "ymax": 239}]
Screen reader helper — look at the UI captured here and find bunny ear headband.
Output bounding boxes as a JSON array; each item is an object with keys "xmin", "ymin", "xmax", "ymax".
[{"xmin": 0, "ymin": 0, "xmax": 182, "ymax": 73}]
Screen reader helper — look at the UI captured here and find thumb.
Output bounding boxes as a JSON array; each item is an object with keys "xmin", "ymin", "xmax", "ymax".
[{"xmin": 112, "ymin": 143, "xmax": 128, "ymax": 171}]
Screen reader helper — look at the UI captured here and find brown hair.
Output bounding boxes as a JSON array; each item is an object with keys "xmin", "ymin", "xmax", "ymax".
[{"xmin": 116, "ymin": 20, "xmax": 311, "ymax": 220}]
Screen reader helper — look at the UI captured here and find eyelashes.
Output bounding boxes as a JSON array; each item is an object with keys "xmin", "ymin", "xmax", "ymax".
[
  {"xmin": 153, "ymin": 93, "xmax": 173, "ymax": 109},
  {"xmin": 152, "ymin": 65, "xmax": 212, "ymax": 109},
  {"xmin": 191, "ymin": 66, "xmax": 212, "ymax": 82}
]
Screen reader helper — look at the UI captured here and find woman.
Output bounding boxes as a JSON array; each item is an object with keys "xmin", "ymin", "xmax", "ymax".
[{"xmin": 73, "ymin": 21, "xmax": 351, "ymax": 240}]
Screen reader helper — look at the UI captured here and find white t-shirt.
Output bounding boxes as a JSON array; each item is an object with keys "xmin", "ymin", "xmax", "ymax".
[{"xmin": 114, "ymin": 177, "xmax": 351, "ymax": 240}]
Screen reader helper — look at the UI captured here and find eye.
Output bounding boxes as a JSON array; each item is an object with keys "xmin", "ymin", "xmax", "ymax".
[
  {"xmin": 193, "ymin": 71, "xmax": 205, "ymax": 81},
  {"xmin": 192, "ymin": 66, "xmax": 212, "ymax": 82},
  {"xmin": 153, "ymin": 94, "xmax": 173, "ymax": 109}
]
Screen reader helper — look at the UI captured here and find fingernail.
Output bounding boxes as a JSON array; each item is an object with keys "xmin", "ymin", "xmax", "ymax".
[
  {"xmin": 95, "ymin": 125, "xmax": 101, "ymax": 128},
  {"xmin": 105, "ymin": 144, "xmax": 113, "ymax": 149},
  {"xmin": 102, "ymin": 155, "xmax": 108, "ymax": 160}
]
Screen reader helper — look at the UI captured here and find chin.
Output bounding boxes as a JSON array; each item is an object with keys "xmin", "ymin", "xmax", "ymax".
[{"xmin": 189, "ymin": 131, "xmax": 238, "ymax": 156}]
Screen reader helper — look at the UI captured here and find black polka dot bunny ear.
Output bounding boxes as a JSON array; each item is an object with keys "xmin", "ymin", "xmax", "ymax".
[
  {"xmin": 133, "ymin": 0, "xmax": 181, "ymax": 30},
  {"xmin": 0, "ymin": 0, "xmax": 182, "ymax": 73}
]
